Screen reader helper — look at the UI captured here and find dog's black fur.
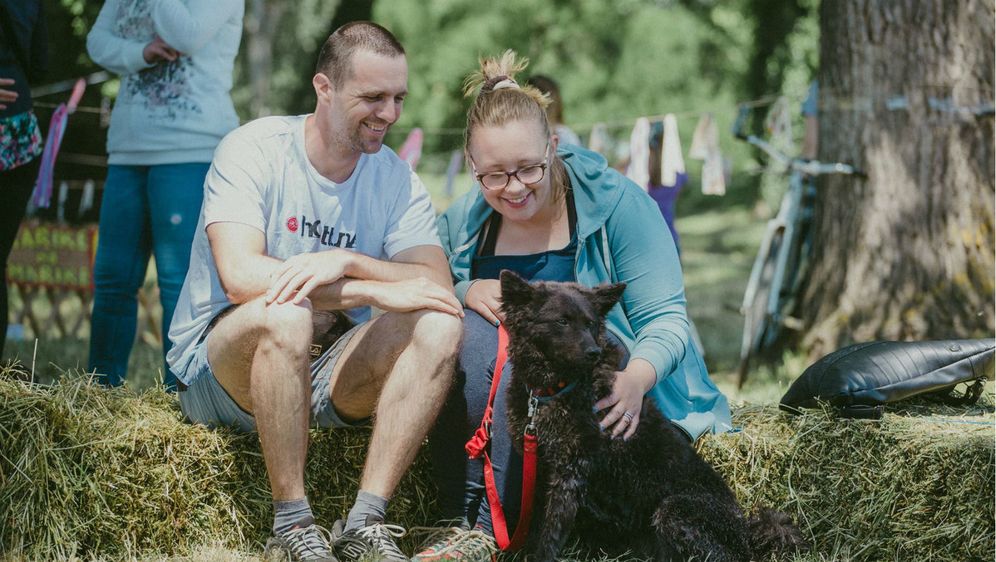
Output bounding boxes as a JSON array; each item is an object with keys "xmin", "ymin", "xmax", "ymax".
[{"xmin": 499, "ymin": 271, "xmax": 807, "ymax": 561}]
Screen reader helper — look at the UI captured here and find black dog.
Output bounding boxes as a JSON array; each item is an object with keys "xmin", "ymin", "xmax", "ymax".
[{"xmin": 498, "ymin": 271, "xmax": 806, "ymax": 561}]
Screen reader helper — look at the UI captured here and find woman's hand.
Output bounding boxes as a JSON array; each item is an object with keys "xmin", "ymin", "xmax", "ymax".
[
  {"xmin": 0, "ymin": 78, "xmax": 17, "ymax": 110},
  {"xmin": 143, "ymin": 36, "xmax": 180, "ymax": 64},
  {"xmin": 465, "ymin": 279, "xmax": 503, "ymax": 326},
  {"xmin": 594, "ymin": 359, "xmax": 657, "ymax": 440}
]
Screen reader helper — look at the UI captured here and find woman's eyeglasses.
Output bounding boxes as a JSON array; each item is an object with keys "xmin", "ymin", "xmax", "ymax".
[{"xmin": 469, "ymin": 141, "xmax": 550, "ymax": 190}]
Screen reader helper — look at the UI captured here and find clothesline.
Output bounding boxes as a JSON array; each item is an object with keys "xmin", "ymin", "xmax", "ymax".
[
  {"xmin": 31, "ymin": 71, "xmax": 110, "ymax": 98},
  {"xmin": 33, "ymin": 102, "xmax": 103, "ymax": 113}
]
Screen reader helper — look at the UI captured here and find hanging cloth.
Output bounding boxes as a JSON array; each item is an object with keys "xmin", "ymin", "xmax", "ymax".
[
  {"xmin": 701, "ymin": 148, "xmax": 726, "ymax": 195},
  {"xmin": 764, "ymin": 96, "xmax": 794, "ymax": 158},
  {"xmin": 397, "ymin": 127, "xmax": 424, "ymax": 171},
  {"xmin": 587, "ymin": 122, "xmax": 610, "ymax": 156},
  {"xmin": 443, "ymin": 149, "xmax": 463, "ymax": 199},
  {"xmin": 625, "ymin": 117, "xmax": 650, "ymax": 190},
  {"xmin": 688, "ymin": 113, "xmax": 717, "ymax": 160},
  {"xmin": 660, "ymin": 114, "xmax": 685, "ymax": 186}
]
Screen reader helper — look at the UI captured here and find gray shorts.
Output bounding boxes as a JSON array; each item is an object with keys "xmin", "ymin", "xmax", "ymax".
[{"xmin": 178, "ymin": 322, "xmax": 368, "ymax": 433}]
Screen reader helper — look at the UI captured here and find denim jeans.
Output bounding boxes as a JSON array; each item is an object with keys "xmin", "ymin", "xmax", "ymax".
[
  {"xmin": 88, "ymin": 163, "xmax": 208, "ymax": 390},
  {"xmin": 428, "ymin": 309, "xmax": 627, "ymax": 536}
]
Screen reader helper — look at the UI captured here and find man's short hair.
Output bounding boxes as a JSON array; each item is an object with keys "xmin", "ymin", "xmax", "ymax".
[{"xmin": 315, "ymin": 21, "xmax": 405, "ymax": 86}]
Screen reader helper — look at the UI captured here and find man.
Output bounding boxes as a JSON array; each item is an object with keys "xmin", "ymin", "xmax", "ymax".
[{"xmin": 167, "ymin": 21, "xmax": 463, "ymax": 562}]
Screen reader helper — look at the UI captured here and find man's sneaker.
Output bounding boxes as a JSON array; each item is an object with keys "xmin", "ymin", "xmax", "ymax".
[
  {"xmin": 411, "ymin": 527, "xmax": 498, "ymax": 562},
  {"xmin": 263, "ymin": 522, "xmax": 338, "ymax": 561},
  {"xmin": 330, "ymin": 517, "xmax": 408, "ymax": 562}
]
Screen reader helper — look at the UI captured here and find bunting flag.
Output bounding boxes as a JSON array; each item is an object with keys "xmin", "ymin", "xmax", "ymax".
[
  {"xmin": 688, "ymin": 112, "xmax": 717, "ymax": 160},
  {"xmin": 33, "ymin": 78, "xmax": 86, "ymax": 209},
  {"xmin": 397, "ymin": 127, "xmax": 424, "ymax": 171},
  {"xmin": 661, "ymin": 114, "xmax": 685, "ymax": 187},
  {"xmin": 625, "ymin": 117, "xmax": 650, "ymax": 190}
]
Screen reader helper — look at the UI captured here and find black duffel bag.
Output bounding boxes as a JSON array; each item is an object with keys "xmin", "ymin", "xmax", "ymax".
[{"xmin": 780, "ymin": 339, "xmax": 994, "ymax": 419}]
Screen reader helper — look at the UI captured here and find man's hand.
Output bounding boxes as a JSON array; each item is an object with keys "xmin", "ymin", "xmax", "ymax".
[
  {"xmin": 142, "ymin": 36, "xmax": 180, "ymax": 64},
  {"xmin": 465, "ymin": 279, "xmax": 503, "ymax": 326},
  {"xmin": 0, "ymin": 78, "xmax": 17, "ymax": 110},
  {"xmin": 370, "ymin": 278, "xmax": 464, "ymax": 317},
  {"xmin": 267, "ymin": 250, "xmax": 352, "ymax": 305}
]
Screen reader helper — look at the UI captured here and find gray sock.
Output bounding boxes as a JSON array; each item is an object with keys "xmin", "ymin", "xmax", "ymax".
[
  {"xmin": 344, "ymin": 489, "xmax": 389, "ymax": 532},
  {"xmin": 273, "ymin": 497, "xmax": 314, "ymax": 535}
]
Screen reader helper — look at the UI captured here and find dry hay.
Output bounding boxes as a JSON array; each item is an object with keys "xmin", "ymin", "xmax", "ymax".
[
  {"xmin": 698, "ymin": 400, "xmax": 995, "ymax": 562},
  {"xmin": 0, "ymin": 369, "xmax": 435, "ymax": 560},
  {"xmin": 0, "ymin": 366, "xmax": 992, "ymax": 561}
]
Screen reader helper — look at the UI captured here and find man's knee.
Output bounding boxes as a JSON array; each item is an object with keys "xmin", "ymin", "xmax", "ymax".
[
  {"xmin": 411, "ymin": 310, "xmax": 463, "ymax": 357},
  {"xmin": 258, "ymin": 299, "xmax": 314, "ymax": 351}
]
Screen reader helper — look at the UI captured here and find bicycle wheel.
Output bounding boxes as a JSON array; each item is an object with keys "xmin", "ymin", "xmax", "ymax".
[{"xmin": 737, "ymin": 229, "xmax": 783, "ymax": 388}]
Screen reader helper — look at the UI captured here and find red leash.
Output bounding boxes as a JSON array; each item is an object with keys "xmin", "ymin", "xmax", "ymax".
[{"xmin": 464, "ymin": 325, "xmax": 538, "ymax": 550}]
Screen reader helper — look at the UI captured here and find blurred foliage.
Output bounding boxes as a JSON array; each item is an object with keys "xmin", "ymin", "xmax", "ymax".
[
  {"xmin": 376, "ymin": 0, "xmax": 754, "ymax": 157},
  {"xmin": 38, "ymin": 0, "xmax": 819, "ymax": 193}
]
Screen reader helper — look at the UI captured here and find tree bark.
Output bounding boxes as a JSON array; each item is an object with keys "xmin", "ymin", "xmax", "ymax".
[
  {"xmin": 245, "ymin": 0, "xmax": 286, "ymax": 118},
  {"xmin": 801, "ymin": 0, "xmax": 995, "ymax": 357}
]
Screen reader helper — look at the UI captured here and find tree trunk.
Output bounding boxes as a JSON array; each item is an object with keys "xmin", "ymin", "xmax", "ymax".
[
  {"xmin": 245, "ymin": 0, "xmax": 286, "ymax": 118},
  {"xmin": 801, "ymin": 0, "xmax": 995, "ymax": 357}
]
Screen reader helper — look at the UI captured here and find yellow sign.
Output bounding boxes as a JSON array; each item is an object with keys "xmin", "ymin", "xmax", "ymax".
[{"xmin": 7, "ymin": 221, "xmax": 98, "ymax": 290}]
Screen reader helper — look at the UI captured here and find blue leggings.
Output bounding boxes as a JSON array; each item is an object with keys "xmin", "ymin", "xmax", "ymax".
[
  {"xmin": 429, "ymin": 309, "xmax": 626, "ymax": 535},
  {"xmin": 88, "ymin": 163, "xmax": 208, "ymax": 390}
]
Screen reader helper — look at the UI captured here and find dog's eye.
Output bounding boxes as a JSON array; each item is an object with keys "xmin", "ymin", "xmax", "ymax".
[{"xmin": 556, "ymin": 319, "xmax": 569, "ymax": 326}]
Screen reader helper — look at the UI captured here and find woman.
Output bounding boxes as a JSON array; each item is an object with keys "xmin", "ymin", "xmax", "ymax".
[
  {"xmin": 0, "ymin": 0, "xmax": 46, "ymax": 357},
  {"xmin": 415, "ymin": 51, "xmax": 732, "ymax": 559},
  {"xmin": 85, "ymin": 0, "xmax": 243, "ymax": 390}
]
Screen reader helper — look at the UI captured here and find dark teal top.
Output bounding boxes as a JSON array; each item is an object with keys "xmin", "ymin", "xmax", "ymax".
[{"xmin": 471, "ymin": 193, "xmax": 577, "ymax": 283}]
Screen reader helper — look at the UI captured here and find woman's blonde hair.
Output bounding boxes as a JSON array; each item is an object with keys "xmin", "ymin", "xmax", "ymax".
[{"xmin": 463, "ymin": 50, "xmax": 569, "ymax": 201}]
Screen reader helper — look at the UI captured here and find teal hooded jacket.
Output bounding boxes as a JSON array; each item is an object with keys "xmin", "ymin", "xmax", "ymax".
[{"xmin": 437, "ymin": 145, "xmax": 732, "ymax": 440}]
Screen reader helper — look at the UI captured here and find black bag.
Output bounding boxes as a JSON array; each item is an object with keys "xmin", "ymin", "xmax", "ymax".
[{"xmin": 780, "ymin": 339, "xmax": 994, "ymax": 419}]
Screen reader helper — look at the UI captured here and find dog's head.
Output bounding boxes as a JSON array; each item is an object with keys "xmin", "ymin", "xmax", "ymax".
[{"xmin": 499, "ymin": 270, "xmax": 625, "ymax": 385}]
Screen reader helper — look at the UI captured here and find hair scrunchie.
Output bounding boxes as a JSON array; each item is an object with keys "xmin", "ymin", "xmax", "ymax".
[{"xmin": 483, "ymin": 75, "xmax": 519, "ymax": 93}]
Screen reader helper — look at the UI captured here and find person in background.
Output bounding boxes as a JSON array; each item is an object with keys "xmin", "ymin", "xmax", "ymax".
[
  {"xmin": 416, "ymin": 50, "xmax": 731, "ymax": 560},
  {"xmin": 647, "ymin": 120, "xmax": 685, "ymax": 253},
  {"xmin": 0, "ymin": 0, "xmax": 46, "ymax": 357},
  {"xmin": 85, "ymin": 0, "xmax": 244, "ymax": 390},
  {"xmin": 526, "ymin": 73, "xmax": 582, "ymax": 147}
]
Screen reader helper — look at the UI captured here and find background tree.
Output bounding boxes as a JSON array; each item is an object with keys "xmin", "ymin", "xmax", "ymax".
[{"xmin": 799, "ymin": 0, "xmax": 995, "ymax": 355}]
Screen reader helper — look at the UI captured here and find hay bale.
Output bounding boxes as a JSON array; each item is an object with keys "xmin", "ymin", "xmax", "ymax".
[
  {"xmin": 698, "ymin": 403, "xmax": 995, "ymax": 562},
  {"xmin": 1, "ymin": 368, "xmax": 992, "ymax": 561},
  {"xmin": 0, "ymin": 372, "xmax": 435, "ymax": 560}
]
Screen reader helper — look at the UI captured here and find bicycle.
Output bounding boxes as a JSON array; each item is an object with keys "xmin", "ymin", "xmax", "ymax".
[{"xmin": 732, "ymin": 104, "xmax": 864, "ymax": 388}]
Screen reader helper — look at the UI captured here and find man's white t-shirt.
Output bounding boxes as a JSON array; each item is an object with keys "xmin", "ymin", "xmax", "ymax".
[{"xmin": 167, "ymin": 115, "xmax": 441, "ymax": 385}]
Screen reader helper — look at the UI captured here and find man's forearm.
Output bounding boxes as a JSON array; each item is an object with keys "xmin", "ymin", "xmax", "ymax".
[
  {"xmin": 344, "ymin": 252, "xmax": 453, "ymax": 290},
  {"xmin": 218, "ymin": 254, "xmax": 283, "ymax": 304},
  {"xmin": 308, "ymin": 278, "xmax": 379, "ymax": 310}
]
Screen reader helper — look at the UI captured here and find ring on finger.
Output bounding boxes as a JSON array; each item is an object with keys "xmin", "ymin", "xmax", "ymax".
[{"xmin": 622, "ymin": 411, "xmax": 634, "ymax": 422}]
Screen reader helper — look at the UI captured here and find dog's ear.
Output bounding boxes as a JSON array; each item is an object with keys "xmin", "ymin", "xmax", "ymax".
[
  {"xmin": 499, "ymin": 270, "xmax": 535, "ymax": 309},
  {"xmin": 588, "ymin": 282, "xmax": 626, "ymax": 317}
]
